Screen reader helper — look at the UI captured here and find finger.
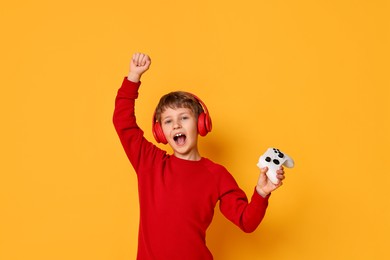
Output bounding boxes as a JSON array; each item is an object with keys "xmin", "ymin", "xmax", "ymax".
[
  {"xmin": 136, "ymin": 53, "xmax": 144, "ymax": 66},
  {"xmin": 144, "ymin": 55, "xmax": 151, "ymax": 66},
  {"xmin": 132, "ymin": 53, "xmax": 140, "ymax": 66},
  {"xmin": 134, "ymin": 53, "xmax": 145, "ymax": 66},
  {"xmin": 142, "ymin": 55, "xmax": 151, "ymax": 67},
  {"xmin": 138, "ymin": 53, "xmax": 146, "ymax": 66},
  {"xmin": 260, "ymin": 167, "xmax": 268, "ymax": 174},
  {"xmin": 276, "ymin": 167, "xmax": 285, "ymax": 175}
]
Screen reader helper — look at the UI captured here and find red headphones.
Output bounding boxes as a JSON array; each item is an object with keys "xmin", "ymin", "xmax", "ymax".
[{"xmin": 152, "ymin": 93, "xmax": 212, "ymax": 144}]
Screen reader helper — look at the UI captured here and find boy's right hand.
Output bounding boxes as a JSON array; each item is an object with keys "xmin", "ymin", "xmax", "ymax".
[{"xmin": 127, "ymin": 53, "xmax": 151, "ymax": 83}]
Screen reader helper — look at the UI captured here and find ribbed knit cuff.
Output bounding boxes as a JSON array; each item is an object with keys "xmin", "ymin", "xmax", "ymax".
[
  {"xmin": 122, "ymin": 77, "xmax": 141, "ymax": 88},
  {"xmin": 251, "ymin": 187, "xmax": 270, "ymax": 205},
  {"xmin": 118, "ymin": 77, "xmax": 141, "ymax": 99}
]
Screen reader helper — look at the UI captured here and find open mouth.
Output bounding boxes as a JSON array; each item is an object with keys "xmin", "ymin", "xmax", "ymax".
[{"xmin": 173, "ymin": 133, "xmax": 186, "ymax": 145}]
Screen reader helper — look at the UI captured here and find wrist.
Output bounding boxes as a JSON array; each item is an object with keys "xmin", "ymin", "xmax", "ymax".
[
  {"xmin": 127, "ymin": 71, "xmax": 141, "ymax": 83},
  {"xmin": 256, "ymin": 185, "xmax": 269, "ymax": 198}
]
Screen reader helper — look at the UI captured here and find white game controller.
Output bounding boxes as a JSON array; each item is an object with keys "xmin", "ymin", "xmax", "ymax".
[{"xmin": 257, "ymin": 148, "xmax": 294, "ymax": 184}]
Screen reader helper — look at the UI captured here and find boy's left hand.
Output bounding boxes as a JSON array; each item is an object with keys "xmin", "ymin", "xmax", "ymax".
[{"xmin": 256, "ymin": 167, "xmax": 285, "ymax": 197}]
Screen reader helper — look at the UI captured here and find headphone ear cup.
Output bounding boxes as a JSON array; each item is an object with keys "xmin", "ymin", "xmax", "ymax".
[
  {"xmin": 153, "ymin": 122, "xmax": 168, "ymax": 144},
  {"xmin": 204, "ymin": 113, "xmax": 212, "ymax": 133},
  {"xmin": 198, "ymin": 112, "xmax": 211, "ymax": 136}
]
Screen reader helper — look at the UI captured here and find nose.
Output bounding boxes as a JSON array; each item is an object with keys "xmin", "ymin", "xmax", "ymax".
[{"xmin": 173, "ymin": 120, "xmax": 182, "ymax": 129}]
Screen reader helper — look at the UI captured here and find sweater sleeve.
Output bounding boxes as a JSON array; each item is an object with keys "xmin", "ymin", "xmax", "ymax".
[
  {"xmin": 218, "ymin": 170, "xmax": 270, "ymax": 233},
  {"xmin": 113, "ymin": 77, "xmax": 165, "ymax": 172}
]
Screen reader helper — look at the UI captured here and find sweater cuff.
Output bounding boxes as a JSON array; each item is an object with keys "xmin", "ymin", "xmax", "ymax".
[
  {"xmin": 118, "ymin": 77, "xmax": 141, "ymax": 98},
  {"xmin": 122, "ymin": 77, "xmax": 141, "ymax": 88},
  {"xmin": 251, "ymin": 187, "xmax": 270, "ymax": 204}
]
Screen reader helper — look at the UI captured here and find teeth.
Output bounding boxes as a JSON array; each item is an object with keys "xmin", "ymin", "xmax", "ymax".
[{"xmin": 174, "ymin": 133, "xmax": 185, "ymax": 142}]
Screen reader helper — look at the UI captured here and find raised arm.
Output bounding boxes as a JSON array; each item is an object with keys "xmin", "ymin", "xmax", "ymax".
[{"xmin": 113, "ymin": 53, "xmax": 158, "ymax": 172}]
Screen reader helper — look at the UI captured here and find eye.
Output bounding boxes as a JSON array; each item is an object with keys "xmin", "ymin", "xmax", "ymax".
[
  {"xmin": 181, "ymin": 116, "xmax": 189, "ymax": 121},
  {"xmin": 163, "ymin": 119, "xmax": 172, "ymax": 125}
]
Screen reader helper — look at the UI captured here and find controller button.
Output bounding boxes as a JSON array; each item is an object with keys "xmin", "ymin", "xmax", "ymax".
[
  {"xmin": 265, "ymin": 157, "xmax": 271, "ymax": 162},
  {"xmin": 278, "ymin": 153, "xmax": 284, "ymax": 158},
  {"xmin": 273, "ymin": 159, "xmax": 280, "ymax": 165}
]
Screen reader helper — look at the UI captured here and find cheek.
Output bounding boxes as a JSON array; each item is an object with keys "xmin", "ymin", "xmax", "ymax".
[
  {"xmin": 161, "ymin": 124, "xmax": 170, "ymax": 136},
  {"xmin": 189, "ymin": 121, "xmax": 199, "ymax": 135}
]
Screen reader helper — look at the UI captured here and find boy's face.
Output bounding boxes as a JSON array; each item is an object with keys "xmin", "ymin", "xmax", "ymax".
[{"xmin": 160, "ymin": 107, "xmax": 200, "ymax": 160}]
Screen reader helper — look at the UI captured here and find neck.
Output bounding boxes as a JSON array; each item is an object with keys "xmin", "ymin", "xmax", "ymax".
[{"xmin": 174, "ymin": 149, "xmax": 201, "ymax": 161}]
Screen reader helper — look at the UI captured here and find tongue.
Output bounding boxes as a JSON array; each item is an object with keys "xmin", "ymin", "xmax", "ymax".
[{"xmin": 176, "ymin": 136, "xmax": 186, "ymax": 145}]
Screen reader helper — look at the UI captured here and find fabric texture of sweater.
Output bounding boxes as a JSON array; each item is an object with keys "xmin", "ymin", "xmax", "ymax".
[{"xmin": 113, "ymin": 78, "xmax": 270, "ymax": 259}]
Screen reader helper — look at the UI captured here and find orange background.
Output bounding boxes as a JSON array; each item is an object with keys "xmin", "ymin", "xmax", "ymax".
[{"xmin": 1, "ymin": 0, "xmax": 389, "ymax": 259}]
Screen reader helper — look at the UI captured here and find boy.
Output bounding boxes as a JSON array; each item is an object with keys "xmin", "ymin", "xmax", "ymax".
[{"xmin": 113, "ymin": 53, "xmax": 285, "ymax": 259}]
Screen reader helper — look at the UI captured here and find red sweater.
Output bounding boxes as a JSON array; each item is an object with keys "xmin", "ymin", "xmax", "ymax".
[{"xmin": 113, "ymin": 78, "xmax": 269, "ymax": 259}]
